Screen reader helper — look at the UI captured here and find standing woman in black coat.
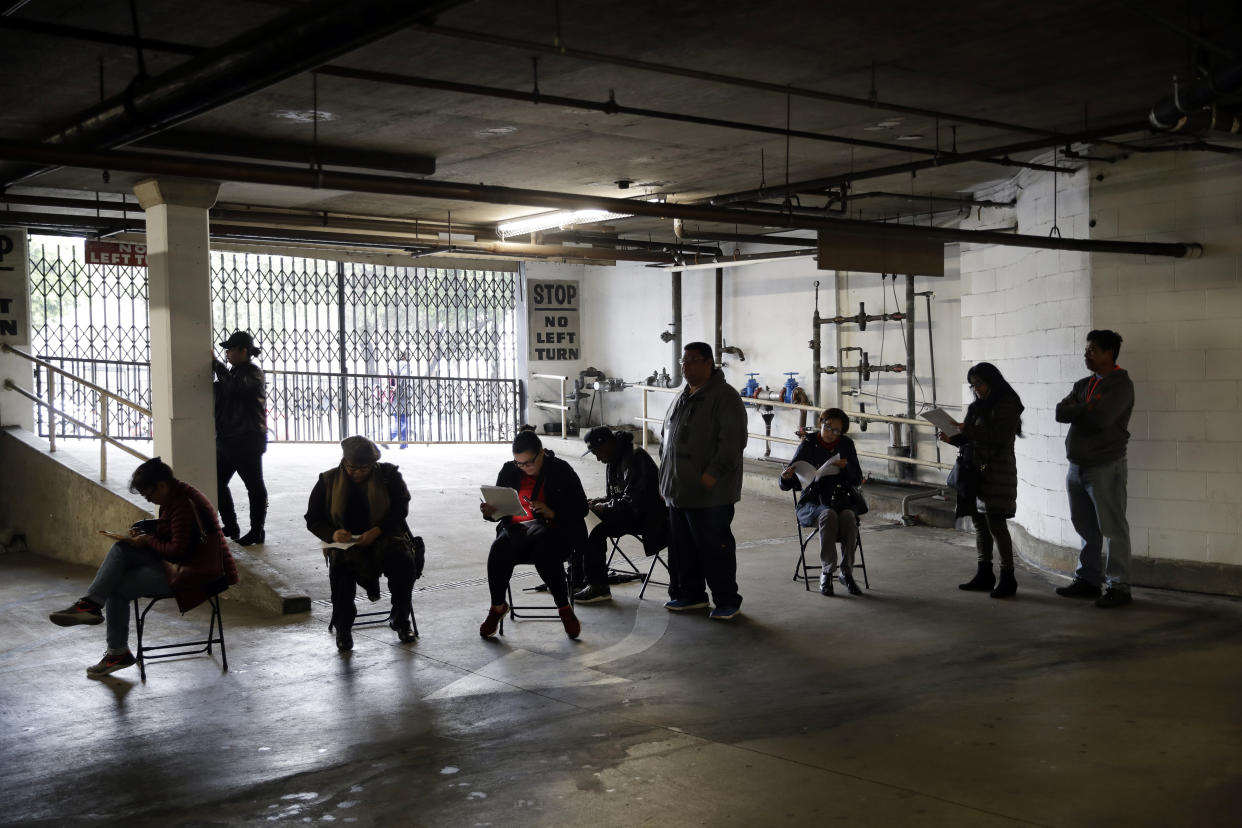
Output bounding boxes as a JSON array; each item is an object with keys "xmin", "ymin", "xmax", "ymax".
[{"xmin": 939, "ymin": 362, "xmax": 1025, "ymax": 598}]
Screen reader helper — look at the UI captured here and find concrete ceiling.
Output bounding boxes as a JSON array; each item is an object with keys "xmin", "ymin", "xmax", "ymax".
[{"xmin": 2, "ymin": 0, "xmax": 1240, "ymax": 259}]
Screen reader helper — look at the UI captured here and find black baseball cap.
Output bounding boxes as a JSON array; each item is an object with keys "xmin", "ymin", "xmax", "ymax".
[
  {"xmin": 219, "ymin": 331, "xmax": 260, "ymax": 355},
  {"xmin": 582, "ymin": 426, "xmax": 616, "ymax": 456}
]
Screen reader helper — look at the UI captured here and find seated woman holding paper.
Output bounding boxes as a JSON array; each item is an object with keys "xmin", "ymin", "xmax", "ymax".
[
  {"xmin": 779, "ymin": 408, "xmax": 864, "ymax": 596},
  {"xmin": 48, "ymin": 457, "xmax": 238, "ymax": 677},
  {"xmin": 478, "ymin": 430, "xmax": 588, "ymax": 639},
  {"xmin": 305, "ymin": 436, "xmax": 421, "ymax": 651},
  {"xmin": 937, "ymin": 362, "xmax": 1024, "ymax": 598}
]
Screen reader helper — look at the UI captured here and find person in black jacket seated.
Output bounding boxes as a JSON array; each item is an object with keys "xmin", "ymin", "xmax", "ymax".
[
  {"xmin": 212, "ymin": 330, "xmax": 268, "ymax": 546},
  {"xmin": 305, "ymin": 436, "xmax": 419, "ymax": 651},
  {"xmin": 779, "ymin": 408, "xmax": 864, "ymax": 596},
  {"xmin": 574, "ymin": 427, "xmax": 669, "ymax": 604},
  {"xmin": 938, "ymin": 362, "xmax": 1025, "ymax": 599},
  {"xmin": 479, "ymin": 431, "xmax": 587, "ymax": 639}
]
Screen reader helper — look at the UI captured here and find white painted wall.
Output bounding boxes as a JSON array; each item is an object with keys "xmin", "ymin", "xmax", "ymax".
[
  {"xmin": 578, "ymin": 247, "xmax": 964, "ymax": 481},
  {"xmin": 959, "ymin": 165, "xmax": 1094, "ymax": 549},
  {"xmin": 1088, "ymin": 151, "xmax": 1242, "ymax": 569}
]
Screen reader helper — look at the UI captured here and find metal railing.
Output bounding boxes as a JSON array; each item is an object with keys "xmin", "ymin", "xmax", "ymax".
[
  {"xmin": 530, "ymin": 373, "xmax": 569, "ymax": 437},
  {"xmin": 265, "ymin": 368, "xmax": 520, "ymax": 445},
  {"xmin": 634, "ymin": 384, "xmax": 953, "ymax": 471},
  {"xmin": 3, "ymin": 344, "xmax": 152, "ymax": 480}
]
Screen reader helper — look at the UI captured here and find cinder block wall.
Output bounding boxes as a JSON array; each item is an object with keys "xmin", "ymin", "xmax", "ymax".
[
  {"xmin": 959, "ymin": 153, "xmax": 1242, "ymax": 594},
  {"xmin": 1089, "ymin": 151, "xmax": 1242, "ymax": 583},
  {"xmin": 959, "ymin": 166, "xmax": 1094, "ymax": 552}
]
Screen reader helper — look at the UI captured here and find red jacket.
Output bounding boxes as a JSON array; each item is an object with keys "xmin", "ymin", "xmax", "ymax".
[{"xmin": 149, "ymin": 481, "xmax": 240, "ymax": 612}]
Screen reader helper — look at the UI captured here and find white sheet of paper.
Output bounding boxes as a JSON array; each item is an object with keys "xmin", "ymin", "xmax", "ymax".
[
  {"xmin": 481, "ymin": 485, "xmax": 528, "ymax": 518},
  {"xmin": 321, "ymin": 535, "xmax": 361, "ymax": 550},
  {"xmin": 788, "ymin": 455, "xmax": 841, "ymax": 489},
  {"xmin": 920, "ymin": 407, "xmax": 960, "ymax": 433}
]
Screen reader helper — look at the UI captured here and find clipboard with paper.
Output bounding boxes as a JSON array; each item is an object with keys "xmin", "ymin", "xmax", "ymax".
[
  {"xmin": 480, "ymin": 485, "xmax": 528, "ymax": 518},
  {"xmin": 788, "ymin": 455, "xmax": 841, "ymax": 489},
  {"xmin": 919, "ymin": 407, "xmax": 960, "ymax": 433}
]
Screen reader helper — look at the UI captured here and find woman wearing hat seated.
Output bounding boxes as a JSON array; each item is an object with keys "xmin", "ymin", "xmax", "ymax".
[
  {"xmin": 49, "ymin": 457, "xmax": 239, "ymax": 677},
  {"xmin": 478, "ymin": 431, "xmax": 588, "ymax": 639},
  {"xmin": 305, "ymin": 436, "xmax": 420, "ymax": 651}
]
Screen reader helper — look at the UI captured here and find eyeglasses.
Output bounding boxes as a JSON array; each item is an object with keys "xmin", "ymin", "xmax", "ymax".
[
  {"xmin": 679, "ymin": 357, "xmax": 707, "ymax": 366},
  {"xmin": 514, "ymin": 454, "xmax": 540, "ymax": 469},
  {"xmin": 344, "ymin": 463, "xmax": 375, "ymax": 473},
  {"xmin": 820, "ymin": 426, "xmax": 843, "ymax": 435}
]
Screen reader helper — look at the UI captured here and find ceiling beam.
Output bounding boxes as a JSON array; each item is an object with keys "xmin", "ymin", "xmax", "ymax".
[
  {"xmin": 705, "ymin": 122, "xmax": 1145, "ymax": 206},
  {"xmin": 135, "ymin": 132, "xmax": 435, "ymax": 176},
  {"xmin": 0, "ymin": 0, "xmax": 466, "ymax": 187},
  {"xmin": 0, "ymin": 139, "xmax": 1201, "ymax": 260}
]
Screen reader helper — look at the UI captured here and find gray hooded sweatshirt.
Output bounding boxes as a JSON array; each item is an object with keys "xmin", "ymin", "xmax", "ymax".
[
  {"xmin": 659, "ymin": 368, "xmax": 749, "ymax": 508},
  {"xmin": 1055, "ymin": 368, "xmax": 1134, "ymax": 467}
]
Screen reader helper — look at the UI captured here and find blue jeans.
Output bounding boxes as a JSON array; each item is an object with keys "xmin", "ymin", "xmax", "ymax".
[
  {"xmin": 667, "ymin": 504, "xmax": 742, "ymax": 608},
  {"xmin": 1067, "ymin": 459, "xmax": 1131, "ymax": 590},
  {"xmin": 87, "ymin": 542, "xmax": 174, "ymax": 650}
]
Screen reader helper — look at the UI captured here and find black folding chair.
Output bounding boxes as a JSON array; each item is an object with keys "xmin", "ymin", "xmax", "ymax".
[
  {"xmin": 132, "ymin": 577, "xmax": 228, "ymax": 681},
  {"xmin": 502, "ymin": 561, "xmax": 574, "ymax": 634},
  {"xmin": 791, "ymin": 490, "xmax": 868, "ymax": 591},
  {"xmin": 603, "ymin": 533, "xmax": 665, "ymax": 598}
]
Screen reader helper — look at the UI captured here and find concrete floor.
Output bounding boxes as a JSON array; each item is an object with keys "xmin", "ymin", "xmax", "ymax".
[{"xmin": 3, "ymin": 439, "xmax": 1242, "ymax": 826}]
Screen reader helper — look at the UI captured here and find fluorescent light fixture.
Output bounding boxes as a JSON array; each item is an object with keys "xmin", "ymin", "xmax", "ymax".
[{"xmin": 496, "ymin": 209, "xmax": 633, "ymax": 240}]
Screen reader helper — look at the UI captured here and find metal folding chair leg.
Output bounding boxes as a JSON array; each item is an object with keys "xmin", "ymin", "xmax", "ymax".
[
  {"xmin": 637, "ymin": 551, "xmax": 670, "ymax": 600},
  {"xmin": 502, "ymin": 563, "xmax": 573, "ymax": 634},
  {"xmin": 132, "ymin": 590, "xmax": 228, "ymax": 682}
]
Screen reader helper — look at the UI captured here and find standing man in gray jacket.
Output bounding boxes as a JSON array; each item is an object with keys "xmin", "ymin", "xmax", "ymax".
[
  {"xmin": 1054, "ymin": 329, "xmax": 1135, "ymax": 608},
  {"xmin": 659, "ymin": 342, "xmax": 749, "ymax": 619}
]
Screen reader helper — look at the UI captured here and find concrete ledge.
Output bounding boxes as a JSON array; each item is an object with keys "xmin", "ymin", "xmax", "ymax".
[
  {"xmin": 0, "ymin": 427, "xmax": 310, "ymax": 615},
  {"xmin": 1010, "ymin": 521, "xmax": 1242, "ymax": 598}
]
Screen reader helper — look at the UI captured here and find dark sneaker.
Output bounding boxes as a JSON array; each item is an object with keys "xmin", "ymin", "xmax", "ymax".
[
  {"xmin": 1096, "ymin": 588, "xmax": 1133, "ymax": 609},
  {"xmin": 819, "ymin": 579, "xmax": 834, "ymax": 596},
  {"xmin": 558, "ymin": 605, "xmax": 581, "ymax": 639},
  {"xmin": 573, "ymin": 584, "xmax": 612, "ymax": 604},
  {"xmin": 237, "ymin": 529, "xmax": 265, "ymax": 546},
  {"xmin": 336, "ymin": 628, "xmax": 354, "ymax": 651},
  {"xmin": 663, "ymin": 598, "xmax": 709, "ymax": 612},
  {"xmin": 221, "ymin": 522, "xmax": 241, "ymax": 541},
  {"xmin": 709, "ymin": 606, "xmax": 741, "ymax": 620},
  {"xmin": 1055, "ymin": 578, "xmax": 1101, "ymax": 599},
  {"xmin": 391, "ymin": 620, "xmax": 417, "ymax": 643},
  {"xmin": 86, "ymin": 650, "xmax": 136, "ymax": 677},
  {"xmin": 838, "ymin": 573, "xmax": 863, "ymax": 595},
  {"xmin": 50, "ymin": 599, "xmax": 104, "ymax": 627}
]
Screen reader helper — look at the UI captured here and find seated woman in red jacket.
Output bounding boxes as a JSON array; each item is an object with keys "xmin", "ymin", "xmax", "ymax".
[{"xmin": 49, "ymin": 457, "xmax": 239, "ymax": 677}]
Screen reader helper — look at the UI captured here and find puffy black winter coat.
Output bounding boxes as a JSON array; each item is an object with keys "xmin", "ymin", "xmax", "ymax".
[{"xmin": 948, "ymin": 394, "xmax": 1023, "ymax": 518}]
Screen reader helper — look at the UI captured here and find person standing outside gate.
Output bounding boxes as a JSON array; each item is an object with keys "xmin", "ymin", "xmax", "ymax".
[
  {"xmin": 212, "ymin": 330, "xmax": 268, "ymax": 546},
  {"xmin": 1055, "ymin": 330, "xmax": 1135, "ymax": 608},
  {"xmin": 659, "ymin": 342, "xmax": 748, "ymax": 620}
]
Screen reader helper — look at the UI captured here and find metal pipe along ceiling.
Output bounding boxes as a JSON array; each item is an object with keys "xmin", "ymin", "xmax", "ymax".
[
  {"xmin": 0, "ymin": 139, "xmax": 1202, "ymax": 259},
  {"xmin": 0, "ymin": 0, "xmax": 466, "ymax": 187}
]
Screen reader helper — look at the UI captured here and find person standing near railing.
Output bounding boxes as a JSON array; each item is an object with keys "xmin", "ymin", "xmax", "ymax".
[{"xmin": 212, "ymin": 331, "xmax": 268, "ymax": 546}]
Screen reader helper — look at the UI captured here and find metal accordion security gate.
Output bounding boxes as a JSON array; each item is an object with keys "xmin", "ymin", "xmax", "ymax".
[{"xmin": 28, "ymin": 239, "xmax": 521, "ymax": 444}]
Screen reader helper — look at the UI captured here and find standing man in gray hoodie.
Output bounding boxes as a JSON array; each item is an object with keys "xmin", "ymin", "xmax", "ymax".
[
  {"xmin": 659, "ymin": 342, "xmax": 749, "ymax": 619},
  {"xmin": 1054, "ymin": 329, "xmax": 1135, "ymax": 608}
]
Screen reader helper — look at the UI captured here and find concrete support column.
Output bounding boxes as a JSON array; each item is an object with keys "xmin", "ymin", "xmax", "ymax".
[{"xmin": 133, "ymin": 177, "xmax": 220, "ymax": 498}]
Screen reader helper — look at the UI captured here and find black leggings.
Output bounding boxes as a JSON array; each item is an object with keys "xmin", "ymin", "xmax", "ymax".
[
  {"xmin": 972, "ymin": 513, "xmax": 1014, "ymax": 569},
  {"xmin": 487, "ymin": 529, "xmax": 571, "ymax": 607}
]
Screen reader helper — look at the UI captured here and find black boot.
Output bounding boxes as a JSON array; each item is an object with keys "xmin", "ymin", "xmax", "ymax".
[
  {"xmin": 959, "ymin": 561, "xmax": 995, "ymax": 591},
  {"xmin": 990, "ymin": 568, "xmax": 1017, "ymax": 598}
]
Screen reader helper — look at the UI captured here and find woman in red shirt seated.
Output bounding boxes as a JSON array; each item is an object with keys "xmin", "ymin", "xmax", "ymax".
[{"xmin": 479, "ymin": 431, "xmax": 588, "ymax": 639}]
